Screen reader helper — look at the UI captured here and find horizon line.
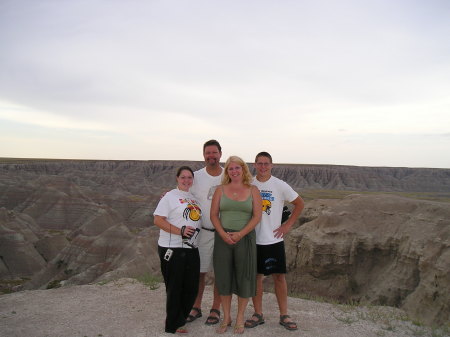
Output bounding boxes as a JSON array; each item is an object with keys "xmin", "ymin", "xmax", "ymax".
[{"xmin": 1, "ymin": 157, "xmax": 448, "ymax": 170}]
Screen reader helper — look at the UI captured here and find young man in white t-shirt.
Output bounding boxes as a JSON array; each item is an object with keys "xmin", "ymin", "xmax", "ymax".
[
  {"xmin": 186, "ymin": 140, "xmax": 223, "ymax": 325},
  {"xmin": 245, "ymin": 151, "xmax": 305, "ymax": 331}
]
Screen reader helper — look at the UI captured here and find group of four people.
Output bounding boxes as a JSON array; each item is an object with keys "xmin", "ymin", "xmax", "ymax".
[{"xmin": 153, "ymin": 140, "xmax": 304, "ymax": 334}]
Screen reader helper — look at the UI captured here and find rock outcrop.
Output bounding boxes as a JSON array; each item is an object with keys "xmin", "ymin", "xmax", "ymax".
[
  {"xmin": 285, "ymin": 194, "xmax": 450, "ymax": 325},
  {"xmin": 3, "ymin": 278, "xmax": 438, "ymax": 337},
  {"xmin": 22, "ymin": 223, "xmax": 161, "ymax": 290},
  {"xmin": 0, "ymin": 208, "xmax": 46, "ymax": 278}
]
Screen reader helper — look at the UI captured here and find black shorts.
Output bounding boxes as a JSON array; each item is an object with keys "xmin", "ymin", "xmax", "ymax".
[{"xmin": 256, "ymin": 241, "xmax": 286, "ymax": 275}]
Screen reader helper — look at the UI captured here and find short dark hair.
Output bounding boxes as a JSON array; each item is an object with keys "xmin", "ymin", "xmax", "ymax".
[
  {"xmin": 176, "ymin": 166, "xmax": 194, "ymax": 177},
  {"xmin": 255, "ymin": 151, "xmax": 272, "ymax": 163},
  {"xmin": 203, "ymin": 139, "xmax": 222, "ymax": 153}
]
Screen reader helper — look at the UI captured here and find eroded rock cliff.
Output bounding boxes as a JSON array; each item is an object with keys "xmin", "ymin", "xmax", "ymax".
[{"xmin": 285, "ymin": 194, "xmax": 450, "ymax": 325}]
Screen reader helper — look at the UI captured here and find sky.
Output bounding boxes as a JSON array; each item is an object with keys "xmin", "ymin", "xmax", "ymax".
[{"xmin": 1, "ymin": 0, "xmax": 449, "ymax": 168}]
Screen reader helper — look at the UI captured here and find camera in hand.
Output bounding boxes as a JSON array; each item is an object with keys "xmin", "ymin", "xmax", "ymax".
[
  {"xmin": 181, "ymin": 226, "xmax": 200, "ymax": 248},
  {"xmin": 181, "ymin": 225, "xmax": 192, "ymax": 239}
]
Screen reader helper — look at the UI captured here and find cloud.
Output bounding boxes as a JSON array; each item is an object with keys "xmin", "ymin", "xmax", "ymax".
[
  {"xmin": 0, "ymin": 0, "xmax": 449, "ymax": 167},
  {"xmin": 0, "ymin": 100, "xmax": 113, "ymax": 131}
]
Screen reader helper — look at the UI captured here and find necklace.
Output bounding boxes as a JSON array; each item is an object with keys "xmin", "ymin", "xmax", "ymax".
[{"xmin": 230, "ymin": 184, "xmax": 243, "ymax": 199}]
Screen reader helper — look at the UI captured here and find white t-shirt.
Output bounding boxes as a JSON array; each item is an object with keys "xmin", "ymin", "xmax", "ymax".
[
  {"xmin": 252, "ymin": 175, "xmax": 299, "ymax": 245},
  {"xmin": 189, "ymin": 167, "xmax": 223, "ymax": 230},
  {"xmin": 153, "ymin": 188, "xmax": 201, "ymax": 248}
]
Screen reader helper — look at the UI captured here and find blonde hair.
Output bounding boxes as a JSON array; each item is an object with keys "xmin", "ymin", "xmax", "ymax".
[{"xmin": 222, "ymin": 155, "xmax": 253, "ymax": 187}]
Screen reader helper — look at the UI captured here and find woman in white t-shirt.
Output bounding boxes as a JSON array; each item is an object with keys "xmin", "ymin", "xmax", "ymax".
[{"xmin": 153, "ymin": 166, "xmax": 202, "ymax": 334}]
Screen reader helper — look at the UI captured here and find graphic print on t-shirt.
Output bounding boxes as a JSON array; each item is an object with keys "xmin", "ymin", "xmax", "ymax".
[
  {"xmin": 207, "ymin": 185, "xmax": 219, "ymax": 200},
  {"xmin": 179, "ymin": 198, "xmax": 202, "ymax": 221},
  {"xmin": 260, "ymin": 189, "xmax": 274, "ymax": 216}
]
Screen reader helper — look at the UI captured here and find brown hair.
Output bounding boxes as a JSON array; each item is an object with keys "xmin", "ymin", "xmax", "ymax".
[
  {"xmin": 203, "ymin": 139, "xmax": 222, "ymax": 153},
  {"xmin": 255, "ymin": 151, "xmax": 272, "ymax": 163},
  {"xmin": 176, "ymin": 166, "xmax": 194, "ymax": 177}
]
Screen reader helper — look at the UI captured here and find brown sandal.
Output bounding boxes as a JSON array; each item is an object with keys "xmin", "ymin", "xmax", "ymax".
[
  {"xmin": 205, "ymin": 308, "xmax": 220, "ymax": 325},
  {"xmin": 186, "ymin": 307, "xmax": 202, "ymax": 323},
  {"xmin": 244, "ymin": 313, "xmax": 265, "ymax": 328},
  {"xmin": 279, "ymin": 314, "xmax": 298, "ymax": 331}
]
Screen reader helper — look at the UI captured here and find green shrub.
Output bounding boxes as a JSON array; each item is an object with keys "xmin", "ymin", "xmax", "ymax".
[
  {"xmin": 46, "ymin": 280, "xmax": 62, "ymax": 289},
  {"xmin": 135, "ymin": 273, "xmax": 161, "ymax": 290}
]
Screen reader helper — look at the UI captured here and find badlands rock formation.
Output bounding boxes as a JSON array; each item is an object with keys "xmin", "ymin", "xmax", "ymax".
[
  {"xmin": 285, "ymin": 194, "xmax": 450, "ymax": 325},
  {"xmin": 1, "ymin": 159, "xmax": 449, "ymax": 193},
  {"xmin": 0, "ymin": 159, "xmax": 449, "ymax": 326},
  {"xmin": 0, "ymin": 208, "xmax": 47, "ymax": 278}
]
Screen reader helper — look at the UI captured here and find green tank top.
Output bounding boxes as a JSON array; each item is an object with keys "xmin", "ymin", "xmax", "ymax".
[{"xmin": 219, "ymin": 191, "xmax": 253, "ymax": 231}]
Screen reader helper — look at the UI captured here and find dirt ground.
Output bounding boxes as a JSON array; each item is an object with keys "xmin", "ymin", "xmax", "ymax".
[{"xmin": 0, "ymin": 278, "xmax": 443, "ymax": 337}]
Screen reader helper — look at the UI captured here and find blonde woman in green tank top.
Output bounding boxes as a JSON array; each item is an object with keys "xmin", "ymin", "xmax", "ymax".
[{"xmin": 210, "ymin": 156, "xmax": 262, "ymax": 334}]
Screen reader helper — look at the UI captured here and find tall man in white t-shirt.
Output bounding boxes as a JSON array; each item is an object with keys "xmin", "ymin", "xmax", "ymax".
[
  {"xmin": 186, "ymin": 140, "xmax": 223, "ymax": 325},
  {"xmin": 245, "ymin": 151, "xmax": 305, "ymax": 331}
]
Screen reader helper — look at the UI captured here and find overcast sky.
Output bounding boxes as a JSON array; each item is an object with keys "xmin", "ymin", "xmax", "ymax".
[{"xmin": 1, "ymin": 0, "xmax": 449, "ymax": 168}]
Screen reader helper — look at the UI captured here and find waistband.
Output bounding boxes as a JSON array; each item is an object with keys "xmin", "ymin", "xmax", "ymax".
[{"xmin": 202, "ymin": 226, "xmax": 215, "ymax": 232}]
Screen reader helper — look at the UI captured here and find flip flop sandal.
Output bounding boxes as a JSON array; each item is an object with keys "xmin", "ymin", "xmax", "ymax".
[
  {"xmin": 244, "ymin": 313, "xmax": 265, "ymax": 328},
  {"xmin": 186, "ymin": 307, "xmax": 202, "ymax": 323},
  {"xmin": 234, "ymin": 324, "xmax": 245, "ymax": 334},
  {"xmin": 279, "ymin": 315, "xmax": 298, "ymax": 331},
  {"xmin": 175, "ymin": 326, "xmax": 188, "ymax": 334},
  {"xmin": 205, "ymin": 308, "xmax": 220, "ymax": 325},
  {"xmin": 215, "ymin": 320, "xmax": 231, "ymax": 334}
]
